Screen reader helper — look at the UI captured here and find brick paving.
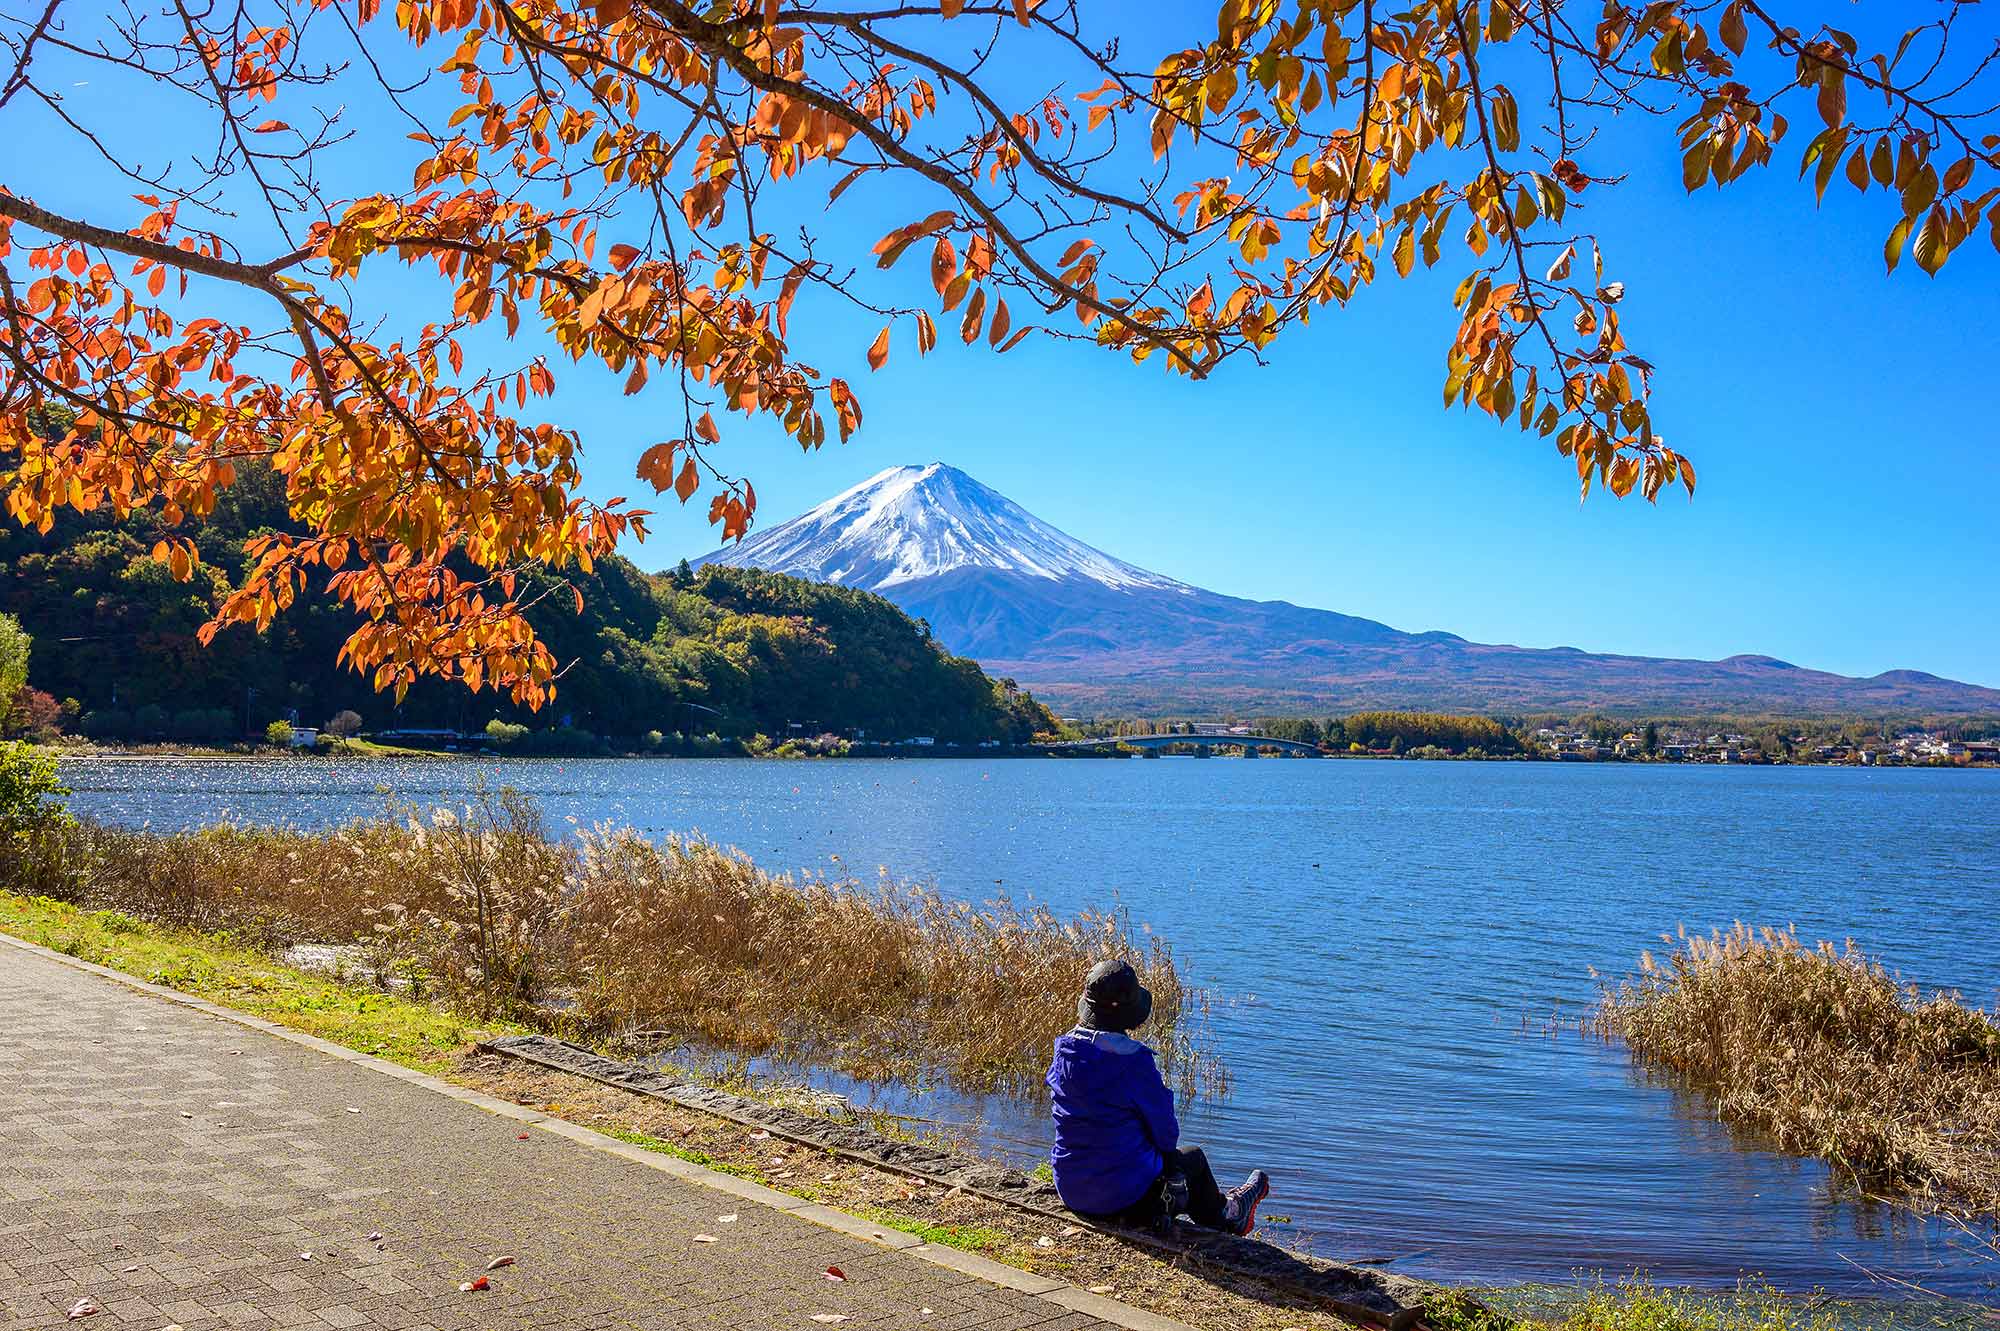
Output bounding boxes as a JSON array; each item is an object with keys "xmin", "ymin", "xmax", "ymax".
[{"xmin": 0, "ymin": 944, "xmax": 1118, "ymax": 1331}]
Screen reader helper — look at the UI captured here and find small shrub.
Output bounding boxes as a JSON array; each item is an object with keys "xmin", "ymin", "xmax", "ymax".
[
  {"xmin": 1, "ymin": 746, "xmax": 85, "ymax": 898},
  {"xmin": 377, "ymin": 788, "xmax": 571, "ymax": 1018},
  {"xmin": 264, "ymin": 719, "xmax": 295, "ymax": 747},
  {"xmin": 0, "ymin": 740, "xmax": 66, "ymax": 829},
  {"xmin": 5, "ymin": 688, "xmax": 63, "ymax": 740},
  {"xmin": 325, "ymin": 710, "xmax": 364, "ymax": 738},
  {"xmin": 484, "ymin": 719, "xmax": 529, "ymax": 748}
]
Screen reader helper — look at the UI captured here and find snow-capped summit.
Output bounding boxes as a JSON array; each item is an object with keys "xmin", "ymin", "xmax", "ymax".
[{"xmin": 695, "ymin": 463, "xmax": 1189, "ymax": 593}]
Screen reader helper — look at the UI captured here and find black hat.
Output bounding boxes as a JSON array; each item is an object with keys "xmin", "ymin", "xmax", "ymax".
[{"xmin": 1077, "ymin": 959, "xmax": 1153, "ymax": 1032}]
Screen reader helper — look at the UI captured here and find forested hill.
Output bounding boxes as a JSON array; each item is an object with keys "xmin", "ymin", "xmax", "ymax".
[{"xmin": 0, "ymin": 464, "xmax": 1056, "ymax": 746}]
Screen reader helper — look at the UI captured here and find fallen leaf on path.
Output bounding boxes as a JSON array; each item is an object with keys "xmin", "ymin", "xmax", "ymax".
[
  {"xmin": 824, "ymin": 1266, "xmax": 846, "ymax": 1282},
  {"xmin": 298, "ymin": 1253, "xmax": 312, "ymax": 1261},
  {"xmin": 178, "ymin": 1112, "xmax": 193, "ymax": 1120},
  {"xmin": 457, "ymin": 1277, "xmax": 489, "ymax": 1292},
  {"xmin": 65, "ymin": 1299, "xmax": 99, "ymax": 1321},
  {"xmin": 345, "ymin": 1107, "xmax": 361, "ymax": 1114},
  {"xmin": 365, "ymin": 1232, "xmax": 382, "ymax": 1242},
  {"xmin": 717, "ymin": 1214, "xmax": 737, "ymax": 1224},
  {"xmin": 122, "ymin": 1266, "xmax": 137, "ymax": 1274},
  {"xmin": 748, "ymin": 1129, "xmax": 771, "ymax": 1140},
  {"xmin": 516, "ymin": 1134, "xmax": 530, "ymax": 1140},
  {"xmin": 809, "ymin": 1317, "xmax": 849, "ymax": 1324},
  {"xmin": 1060, "ymin": 1226, "xmax": 1079, "ymax": 1236},
  {"xmin": 692, "ymin": 1235, "xmax": 718, "ymax": 1244},
  {"xmin": 484, "ymin": 1256, "xmax": 515, "ymax": 1271},
  {"xmin": 1035, "ymin": 1236, "xmax": 1054, "ymax": 1248},
  {"xmin": 1088, "ymin": 1285, "xmax": 1115, "ymax": 1295}
]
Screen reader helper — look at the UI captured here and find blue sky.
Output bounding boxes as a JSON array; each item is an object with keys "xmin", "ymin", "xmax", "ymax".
[
  {"xmin": 624, "ymin": 111, "xmax": 2000, "ymax": 688},
  {"xmin": 11, "ymin": 4, "xmax": 1998, "ymax": 686}
]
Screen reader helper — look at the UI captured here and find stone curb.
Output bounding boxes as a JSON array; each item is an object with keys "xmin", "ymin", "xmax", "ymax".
[{"xmin": 0, "ymin": 931, "xmax": 1205, "ymax": 1331}]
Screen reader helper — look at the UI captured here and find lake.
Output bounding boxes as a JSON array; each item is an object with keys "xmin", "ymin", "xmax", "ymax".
[{"xmin": 50, "ymin": 755, "xmax": 2000, "ymax": 1301}]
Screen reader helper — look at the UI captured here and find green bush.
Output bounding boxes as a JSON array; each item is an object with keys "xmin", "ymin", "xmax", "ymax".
[
  {"xmin": 264, "ymin": 719, "xmax": 295, "ymax": 747},
  {"xmin": 0, "ymin": 741, "xmax": 81, "ymax": 895},
  {"xmin": 0, "ymin": 740, "xmax": 66, "ymax": 830},
  {"xmin": 484, "ymin": 719, "xmax": 530, "ymax": 748}
]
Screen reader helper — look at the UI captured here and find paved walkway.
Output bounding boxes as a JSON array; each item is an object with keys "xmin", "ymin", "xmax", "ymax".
[{"xmin": 0, "ymin": 942, "xmax": 1123, "ymax": 1331}]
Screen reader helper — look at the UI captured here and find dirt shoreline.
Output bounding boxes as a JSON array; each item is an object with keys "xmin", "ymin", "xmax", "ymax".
[{"xmin": 481, "ymin": 1033, "xmax": 1439, "ymax": 1329}]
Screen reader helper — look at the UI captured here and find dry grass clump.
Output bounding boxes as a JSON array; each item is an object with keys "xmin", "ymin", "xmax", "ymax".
[
  {"xmin": 1596, "ymin": 923, "xmax": 2000, "ymax": 1214},
  {"xmin": 567, "ymin": 825, "xmax": 1216, "ymax": 1095},
  {"xmin": 20, "ymin": 789, "xmax": 1221, "ymax": 1097}
]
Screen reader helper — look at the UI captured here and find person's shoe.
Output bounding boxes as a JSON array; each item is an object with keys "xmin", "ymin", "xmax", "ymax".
[{"xmin": 1221, "ymin": 1169, "xmax": 1270, "ymax": 1236}]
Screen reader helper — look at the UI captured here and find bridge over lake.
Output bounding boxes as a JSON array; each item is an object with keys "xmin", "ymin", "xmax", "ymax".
[{"xmin": 1036, "ymin": 733, "xmax": 1323, "ymax": 756}]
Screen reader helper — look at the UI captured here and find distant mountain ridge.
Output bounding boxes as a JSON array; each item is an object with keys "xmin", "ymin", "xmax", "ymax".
[{"xmin": 696, "ymin": 464, "xmax": 2000, "ymax": 716}]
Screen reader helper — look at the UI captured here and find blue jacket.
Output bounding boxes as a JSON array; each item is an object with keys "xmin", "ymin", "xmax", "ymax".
[{"xmin": 1046, "ymin": 1026, "xmax": 1179, "ymax": 1215}]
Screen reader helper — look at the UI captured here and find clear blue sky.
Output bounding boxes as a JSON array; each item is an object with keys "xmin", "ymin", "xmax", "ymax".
[{"xmin": 11, "ymin": 4, "xmax": 1998, "ymax": 686}]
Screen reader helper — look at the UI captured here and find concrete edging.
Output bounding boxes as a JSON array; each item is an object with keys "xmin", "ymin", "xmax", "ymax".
[{"xmin": 0, "ymin": 930, "xmax": 1202, "ymax": 1331}]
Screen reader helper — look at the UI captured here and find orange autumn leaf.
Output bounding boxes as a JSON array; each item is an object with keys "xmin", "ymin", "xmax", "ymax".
[{"xmin": 10, "ymin": 0, "xmax": 1989, "ymax": 707}]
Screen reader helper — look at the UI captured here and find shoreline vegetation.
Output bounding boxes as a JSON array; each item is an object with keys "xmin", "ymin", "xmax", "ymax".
[
  {"xmin": 2, "ymin": 744, "xmax": 1986, "ymax": 1328},
  {"xmin": 1594, "ymin": 926, "xmax": 2000, "ymax": 1220},
  {"xmin": 2, "ymin": 758, "xmax": 1221, "ymax": 1100},
  {"xmin": 15, "ymin": 705, "xmax": 2000, "ymax": 769}
]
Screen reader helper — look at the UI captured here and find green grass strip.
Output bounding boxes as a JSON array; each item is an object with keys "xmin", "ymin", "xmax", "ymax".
[{"xmin": 0, "ymin": 889, "xmax": 520, "ymax": 1074}]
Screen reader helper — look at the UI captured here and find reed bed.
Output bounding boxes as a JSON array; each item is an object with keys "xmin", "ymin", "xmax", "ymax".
[
  {"xmin": 12, "ymin": 789, "xmax": 1223, "ymax": 1098},
  {"xmin": 1595, "ymin": 924, "xmax": 2000, "ymax": 1215}
]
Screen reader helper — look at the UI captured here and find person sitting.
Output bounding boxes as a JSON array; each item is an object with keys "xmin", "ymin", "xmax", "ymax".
[{"xmin": 1046, "ymin": 958, "xmax": 1270, "ymax": 1236}]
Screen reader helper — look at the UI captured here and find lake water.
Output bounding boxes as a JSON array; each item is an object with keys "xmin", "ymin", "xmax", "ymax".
[{"xmin": 50, "ymin": 755, "xmax": 2000, "ymax": 1302}]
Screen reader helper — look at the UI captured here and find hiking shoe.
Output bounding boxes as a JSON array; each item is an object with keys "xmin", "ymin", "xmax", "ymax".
[{"xmin": 1222, "ymin": 1169, "xmax": 1270, "ymax": 1236}]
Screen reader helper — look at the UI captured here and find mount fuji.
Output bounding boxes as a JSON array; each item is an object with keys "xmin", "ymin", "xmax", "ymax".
[{"xmin": 693, "ymin": 464, "xmax": 2000, "ymax": 715}]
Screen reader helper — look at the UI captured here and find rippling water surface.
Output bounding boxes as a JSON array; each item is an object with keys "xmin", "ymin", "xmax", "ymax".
[{"xmin": 55, "ymin": 755, "xmax": 2000, "ymax": 1299}]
